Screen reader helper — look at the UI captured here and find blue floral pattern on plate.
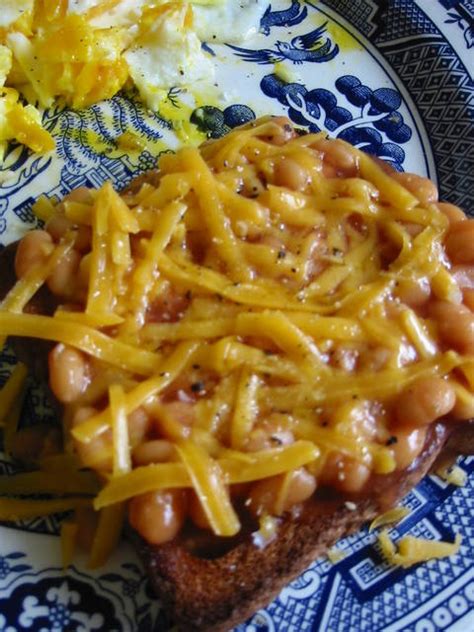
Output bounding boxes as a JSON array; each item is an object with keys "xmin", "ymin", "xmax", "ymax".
[{"xmin": 0, "ymin": 1, "xmax": 473, "ymax": 630}]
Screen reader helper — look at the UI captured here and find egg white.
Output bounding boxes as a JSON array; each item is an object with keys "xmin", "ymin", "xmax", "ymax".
[
  {"xmin": 0, "ymin": 0, "xmax": 33, "ymax": 28},
  {"xmin": 124, "ymin": 5, "xmax": 215, "ymax": 110},
  {"xmin": 68, "ymin": 0, "xmax": 148, "ymax": 28},
  {"xmin": 0, "ymin": 45, "xmax": 12, "ymax": 87},
  {"xmin": 192, "ymin": 0, "xmax": 267, "ymax": 43}
]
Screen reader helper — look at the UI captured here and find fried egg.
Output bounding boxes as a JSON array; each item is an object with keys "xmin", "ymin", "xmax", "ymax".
[
  {"xmin": 68, "ymin": 0, "xmax": 149, "ymax": 29},
  {"xmin": 0, "ymin": 0, "xmax": 33, "ymax": 29},
  {"xmin": 192, "ymin": 0, "xmax": 267, "ymax": 43},
  {"xmin": 0, "ymin": 0, "xmax": 266, "ymax": 160},
  {"xmin": 125, "ymin": 5, "xmax": 214, "ymax": 109}
]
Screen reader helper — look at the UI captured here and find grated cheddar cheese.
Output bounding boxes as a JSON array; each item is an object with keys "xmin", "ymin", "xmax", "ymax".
[
  {"xmin": 378, "ymin": 530, "xmax": 462, "ymax": 569},
  {"xmin": 0, "ymin": 117, "xmax": 473, "ymax": 566}
]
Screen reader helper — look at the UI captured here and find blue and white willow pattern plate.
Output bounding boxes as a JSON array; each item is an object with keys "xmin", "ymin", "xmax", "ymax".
[{"xmin": 0, "ymin": 1, "xmax": 473, "ymax": 631}]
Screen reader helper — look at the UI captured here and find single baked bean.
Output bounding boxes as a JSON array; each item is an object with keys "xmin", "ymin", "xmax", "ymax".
[
  {"xmin": 273, "ymin": 157, "xmax": 309, "ymax": 191},
  {"xmin": 74, "ymin": 225, "xmax": 92, "ymax": 252},
  {"xmin": 189, "ymin": 491, "xmax": 211, "ymax": 530},
  {"xmin": 78, "ymin": 253, "xmax": 91, "ymax": 289},
  {"xmin": 47, "ymin": 249, "xmax": 81, "ymax": 297},
  {"xmin": 394, "ymin": 172, "xmax": 438, "ymax": 205},
  {"xmin": 128, "ymin": 490, "xmax": 186, "ymax": 545},
  {"xmin": 319, "ymin": 453, "xmax": 370, "ymax": 493},
  {"xmin": 245, "ymin": 416, "xmax": 294, "ymax": 452},
  {"xmin": 15, "ymin": 230, "xmax": 54, "ymax": 278},
  {"xmin": 395, "ymin": 377, "xmax": 455, "ymax": 428},
  {"xmin": 49, "ymin": 344, "xmax": 88, "ymax": 403},
  {"xmin": 72, "ymin": 406, "xmax": 97, "ymax": 426},
  {"xmin": 128, "ymin": 407, "xmax": 151, "ymax": 447},
  {"xmin": 322, "ymin": 163, "xmax": 337, "ymax": 178},
  {"xmin": 248, "ymin": 467, "xmax": 316, "ymax": 517},
  {"xmin": 132, "ymin": 440, "xmax": 174, "ymax": 466},
  {"xmin": 395, "ymin": 277, "xmax": 431, "ymax": 307},
  {"xmin": 445, "ymin": 220, "xmax": 474, "ymax": 264},
  {"xmin": 430, "ymin": 301, "xmax": 474, "ymax": 354},
  {"xmin": 63, "ymin": 186, "xmax": 94, "ymax": 204},
  {"xmin": 248, "ymin": 475, "xmax": 286, "ymax": 517},
  {"xmin": 47, "ymin": 214, "xmax": 91, "ymax": 253},
  {"xmin": 450, "ymin": 266, "xmax": 474, "ymax": 310},
  {"xmin": 402, "ymin": 222, "xmax": 424, "ymax": 238},
  {"xmin": 71, "ymin": 407, "xmax": 112, "ymax": 471},
  {"xmin": 280, "ymin": 467, "xmax": 317, "ymax": 508},
  {"xmin": 437, "ymin": 202, "xmax": 466, "ymax": 225},
  {"xmin": 314, "ymin": 138, "xmax": 358, "ymax": 178},
  {"xmin": 262, "ymin": 116, "xmax": 296, "ymax": 146},
  {"xmin": 390, "ymin": 427, "xmax": 427, "ymax": 470},
  {"xmin": 46, "ymin": 214, "xmax": 73, "ymax": 241}
]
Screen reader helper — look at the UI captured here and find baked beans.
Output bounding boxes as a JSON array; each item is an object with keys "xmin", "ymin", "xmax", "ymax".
[
  {"xmin": 395, "ymin": 377, "xmax": 455, "ymax": 428},
  {"xmin": 49, "ymin": 344, "xmax": 89, "ymax": 403},
  {"xmin": 437, "ymin": 202, "xmax": 466, "ymax": 225},
  {"xmin": 248, "ymin": 467, "xmax": 316, "ymax": 517},
  {"xmin": 445, "ymin": 220, "xmax": 474, "ymax": 264},
  {"xmin": 71, "ymin": 407, "xmax": 112, "ymax": 471},
  {"xmin": 189, "ymin": 491, "xmax": 212, "ymax": 530},
  {"xmin": 15, "ymin": 230, "xmax": 53, "ymax": 278},
  {"xmin": 77, "ymin": 253, "xmax": 91, "ymax": 289},
  {"xmin": 46, "ymin": 214, "xmax": 74, "ymax": 241},
  {"xmin": 314, "ymin": 138, "xmax": 359, "ymax": 178},
  {"xmin": 319, "ymin": 453, "xmax": 371, "ymax": 493},
  {"xmin": 395, "ymin": 277, "xmax": 431, "ymax": 307},
  {"xmin": 132, "ymin": 439, "xmax": 174, "ymax": 466},
  {"xmin": 63, "ymin": 186, "xmax": 94, "ymax": 205},
  {"xmin": 245, "ymin": 416, "xmax": 294, "ymax": 452},
  {"xmin": 128, "ymin": 490, "xmax": 187, "ymax": 545},
  {"xmin": 393, "ymin": 172, "xmax": 438, "ymax": 205},
  {"xmin": 463, "ymin": 288, "xmax": 474, "ymax": 311},
  {"xmin": 128, "ymin": 407, "xmax": 151, "ymax": 447},
  {"xmin": 390, "ymin": 427, "xmax": 427, "ymax": 470},
  {"xmin": 46, "ymin": 249, "xmax": 81, "ymax": 298},
  {"xmin": 430, "ymin": 301, "xmax": 474, "ymax": 354},
  {"xmin": 47, "ymin": 215, "xmax": 91, "ymax": 253},
  {"xmin": 273, "ymin": 157, "xmax": 309, "ymax": 192}
]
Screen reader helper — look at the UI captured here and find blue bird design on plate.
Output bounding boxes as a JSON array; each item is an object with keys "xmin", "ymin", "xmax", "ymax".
[
  {"xmin": 227, "ymin": 22, "xmax": 339, "ymax": 65},
  {"xmin": 260, "ymin": 0, "xmax": 308, "ymax": 35}
]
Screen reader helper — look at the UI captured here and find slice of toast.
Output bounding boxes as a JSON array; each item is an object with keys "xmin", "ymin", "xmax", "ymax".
[{"xmin": 1, "ymin": 236, "xmax": 472, "ymax": 632}]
